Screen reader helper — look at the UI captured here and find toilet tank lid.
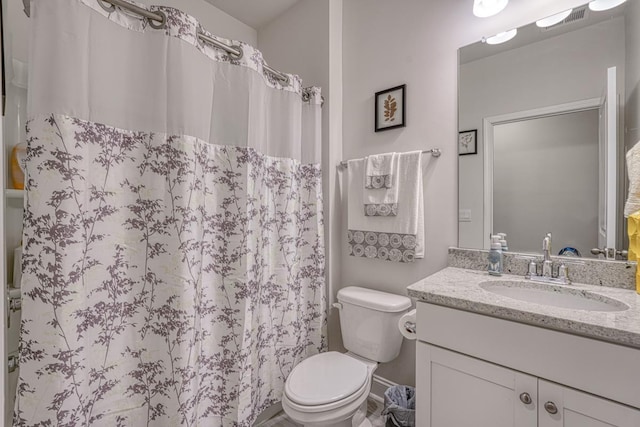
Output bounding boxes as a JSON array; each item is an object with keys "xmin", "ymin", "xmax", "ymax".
[{"xmin": 337, "ymin": 287, "xmax": 411, "ymax": 312}]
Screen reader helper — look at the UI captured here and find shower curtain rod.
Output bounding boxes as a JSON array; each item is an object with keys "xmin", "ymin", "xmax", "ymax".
[
  {"xmin": 339, "ymin": 148, "xmax": 442, "ymax": 168},
  {"xmin": 22, "ymin": 0, "xmax": 290, "ymax": 86}
]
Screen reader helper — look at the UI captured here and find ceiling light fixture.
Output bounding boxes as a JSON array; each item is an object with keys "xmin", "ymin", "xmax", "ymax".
[
  {"xmin": 536, "ymin": 9, "xmax": 573, "ymax": 27},
  {"xmin": 484, "ymin": 29, "xmax": 518, "ymax": 45},
  {"xmin": 473, "ymin": 0, "xmax": 509, "ymax": 18},
  {"xmin": 588, "ymin": 0, "xmax": 627, "ymax": 11}
]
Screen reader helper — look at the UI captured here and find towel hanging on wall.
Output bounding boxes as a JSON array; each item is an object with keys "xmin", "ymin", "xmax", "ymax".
[
  {"xmin": 365, "ymin": 152, "xmax": 398, "ymax": 189},
  {"xmin": 364, "ymin": 152, "xmax": 400, "ymax": 216},
  {"xmin": 347, "ymin": 151, "xmax": 424, "ymax": 263}
]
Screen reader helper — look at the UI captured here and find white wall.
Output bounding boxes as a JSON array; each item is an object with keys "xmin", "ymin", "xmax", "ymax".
[
  {"xmin": 342, "ymin": 0, "xmax": 589, "ymax": 388},
  {"xmin": 493, "ymin": 110, "xmax": 600, "ymax": 255},
  {"xmin": 459, "ymin": 18, "xmax": 625, "ymax": 249},
  {"xmin": 257, "ymin": 0, "xmax": 344, "ymax": 352}
]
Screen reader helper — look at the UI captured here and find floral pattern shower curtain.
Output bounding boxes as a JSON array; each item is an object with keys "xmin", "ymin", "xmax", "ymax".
[{"xmin": 15, "ymin": 1, "xmax": 325, "ymax": 426}]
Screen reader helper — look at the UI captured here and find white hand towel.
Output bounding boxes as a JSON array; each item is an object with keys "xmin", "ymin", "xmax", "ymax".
[
  {"xmin": 348, "ymin": 151, "xmax": 423, "ymax": 263},
  {"xmin": 625, "ymin": 141, "xmax": 640, "ymax": 217},
  {"xmin": 364, "ymin": 153, "xmax": 400, "ymax": 216},
  {"xmin": 365, "ymin": 152, "xmax": 397, "ymax": 189}
]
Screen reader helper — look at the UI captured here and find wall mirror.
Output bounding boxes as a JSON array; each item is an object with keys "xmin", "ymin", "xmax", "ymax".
[{"xmin": 458, "ymin": 0, "xmax": 640, "ymax": 257}]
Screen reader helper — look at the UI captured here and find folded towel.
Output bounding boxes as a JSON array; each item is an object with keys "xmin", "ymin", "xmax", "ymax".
[
  {"xmin": 365, "ymin": 152, "xmax": 397, "ymax": 189},
  {"xmin": 625, "ymin": 141, "xmax": 640, "ymax": 217},
  {"xmin": 348, "ymin": 151, "xmax": 423, "ymax": 262},
  {"xmin": 364, "ymin": 153, "xmax": 400, "ymax": 217}
]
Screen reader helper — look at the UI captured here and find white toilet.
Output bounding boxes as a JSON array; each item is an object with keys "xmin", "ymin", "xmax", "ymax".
[{"xmin": 282, "ymin": 286, "xmax": 412, "ymax": 427}]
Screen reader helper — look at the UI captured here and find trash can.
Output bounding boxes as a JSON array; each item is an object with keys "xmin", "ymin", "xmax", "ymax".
[{"xmin": 382, "ymin": 385, "xmax": 415, "ymax": 427}]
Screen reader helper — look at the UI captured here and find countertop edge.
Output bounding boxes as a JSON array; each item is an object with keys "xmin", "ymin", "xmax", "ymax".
[
  {"xmin": 409, "ymin": 290, "xmax": 640, "ymax": 349},
  {"xmin": 407, "ymin": 267, "xmax": 640, "ymax": 350}
]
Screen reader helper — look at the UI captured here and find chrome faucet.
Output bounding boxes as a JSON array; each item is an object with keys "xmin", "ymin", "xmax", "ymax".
[
  {"xmin": 542, "ymin": 233, "xmax": 552, "ymax": 260},
  {"xmin": 542, "ymin": 232, "xmax": 553, "ymax": 278},
  {"xmin": 524, "ymin": 232, "xmax": 574, "ymax": 285}
]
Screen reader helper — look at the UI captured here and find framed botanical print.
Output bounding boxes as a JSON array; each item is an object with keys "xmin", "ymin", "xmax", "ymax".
[
  {"xmin": 458, "ymin": 130, "xmax": 477, "ymax": 155},
  {"xmin": 375, "ymin": 84, "xmax": 406, "ymax": 132}
]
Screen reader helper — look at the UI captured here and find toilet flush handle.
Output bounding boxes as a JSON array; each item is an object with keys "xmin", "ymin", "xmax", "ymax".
[{"xmin": 332, "ymin": 302, "xmax": 343, "ymax": 310}]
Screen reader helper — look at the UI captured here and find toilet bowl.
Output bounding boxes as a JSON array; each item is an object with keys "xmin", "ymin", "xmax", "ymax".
[
  {"xmin": 282, "ymin": 287, "xmax": 412, "ymax": 427},
  {"xmin": 282, "ymin": 351, "xmax": 377, "ymax": 427}
]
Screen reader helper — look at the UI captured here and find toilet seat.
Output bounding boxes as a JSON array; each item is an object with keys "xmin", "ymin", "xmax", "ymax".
[
  {"xmin": 284, "ymin": 376, "xmax": 370, "ymax": 414},
  {"xmin": 285, "ymin": 352, "xmax": 369, "ymax": 407}
]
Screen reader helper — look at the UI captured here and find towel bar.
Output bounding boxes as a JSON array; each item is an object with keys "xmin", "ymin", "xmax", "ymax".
[{"xmin": 339, "ymin": 148, "xmax": 441, "ymax": 168}]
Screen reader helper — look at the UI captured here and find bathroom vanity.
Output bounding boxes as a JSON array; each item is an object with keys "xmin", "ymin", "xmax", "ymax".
[
  {"xmin": 408, "ymin": 250, "xmax": 640, "ymax": 427},
  {"xmin": 422, "ymin": 0, "xmax": 640, "ymax": 423}
]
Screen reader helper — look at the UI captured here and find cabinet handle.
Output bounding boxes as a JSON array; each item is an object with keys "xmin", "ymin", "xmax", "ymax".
[
  {"xmin": 519, "ymin": 392, "xmax": 532, "ymax": 405},
  {"xmin": 544, "ymin": 401, "xmax": 558, "ymax": 414}
]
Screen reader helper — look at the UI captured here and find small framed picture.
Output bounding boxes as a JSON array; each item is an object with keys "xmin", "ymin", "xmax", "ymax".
[
  {"xmin": 375, "ymin": 84, "xmax": 406, "ymax": 132},
  {"xmin": 458, "ymin": 130, "xmax": 477, "ymax": 155}
]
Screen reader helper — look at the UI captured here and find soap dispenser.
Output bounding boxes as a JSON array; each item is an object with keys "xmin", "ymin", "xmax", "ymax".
[
  {"xmin": 497, "ymin": 232, "xmax": 508, "ymax": 252},
  {"xmin": 488, "ymin": 235, "xmax": 503, "ymax": 276}
]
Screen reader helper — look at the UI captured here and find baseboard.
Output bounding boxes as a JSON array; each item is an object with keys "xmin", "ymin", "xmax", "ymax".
[{"xmin": 369, "ymin": 374, "xmax": 397, "ymax": 402}]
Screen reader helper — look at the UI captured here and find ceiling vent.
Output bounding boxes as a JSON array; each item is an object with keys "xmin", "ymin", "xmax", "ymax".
[{"xmin": 541, "ymin": 6, "xmax": 589, "ymax": 31}]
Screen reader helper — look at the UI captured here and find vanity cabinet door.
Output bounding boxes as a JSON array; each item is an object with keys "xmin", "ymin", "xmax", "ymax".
[
  {"xmin": 538, "ymin": 380, "xmax": 640, "ymax": 427},
  {"xmin": 417, "ymin": 342, "xmax": 537, "ymax": 427}
]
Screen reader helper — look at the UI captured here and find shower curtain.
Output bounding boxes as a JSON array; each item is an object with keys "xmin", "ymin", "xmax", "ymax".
[{"xmin": 15, "ymin": 1, "xmax": 325, "ymax": 425}]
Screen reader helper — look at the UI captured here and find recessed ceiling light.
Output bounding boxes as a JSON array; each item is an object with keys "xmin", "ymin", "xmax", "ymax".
[
  {"xmin": 473, "ymin": 0, "xmax": 509, "ymax": 18},
  {"xmin": 484, "ymin": 29, "xmax": 518, "ymax": 45},
  {"xmin": 588, "ymin": 0, "xmax": 627, "ymax": 11},
  {"xmin": 536, "ymin": 9, "xmax": 573, "ymax": 28}
]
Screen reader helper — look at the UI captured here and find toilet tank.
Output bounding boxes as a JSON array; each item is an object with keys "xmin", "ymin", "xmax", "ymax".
[{"xmin": 337, "ymin": 287, "xmax": 412, "ymax": 363}]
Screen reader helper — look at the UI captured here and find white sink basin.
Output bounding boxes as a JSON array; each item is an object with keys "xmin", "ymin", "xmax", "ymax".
[{"xmin": 479, "ymin": 280, "xmax": 629, "ymax": 312}]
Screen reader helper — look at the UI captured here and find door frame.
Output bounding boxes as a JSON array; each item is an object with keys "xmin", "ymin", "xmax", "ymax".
[{"xmin": 482, "ymin": 98, "xmax": 602, "ymax": 249}]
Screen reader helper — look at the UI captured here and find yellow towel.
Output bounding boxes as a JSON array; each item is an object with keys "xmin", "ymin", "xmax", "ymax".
[
  {"xmin": 630, "ymin": 212, "xmax": 640, "ymax": 294},
  {"xmin": 628, "ymin": 214, "xmax": 639, "ymax": 262}
]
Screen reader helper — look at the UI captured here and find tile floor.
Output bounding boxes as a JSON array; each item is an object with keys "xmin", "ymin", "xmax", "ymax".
[{"xmin": 257, "ymin": 398, "xmax": 386, "ymax": 427}]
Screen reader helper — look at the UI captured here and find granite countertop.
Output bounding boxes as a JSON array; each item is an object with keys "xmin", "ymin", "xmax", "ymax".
[{"xmin": 407, "ymin": 267, "xmax": 640, "ymax": 349}]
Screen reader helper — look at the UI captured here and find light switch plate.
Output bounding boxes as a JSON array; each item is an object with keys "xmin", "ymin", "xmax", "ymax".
[{"xmin": 459, "ymin": 209, "xmax": 472, "ymax": 222}]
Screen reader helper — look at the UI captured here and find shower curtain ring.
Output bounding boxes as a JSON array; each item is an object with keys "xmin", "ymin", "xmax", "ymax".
[
  {"xmin": 148, "ymin": 10, "xmax": 167, "ymax": 29},
  {"xmin": 97, "ymin": 0, "xmax": 116, "ymax": 13},
  {"xmin": 229, "ymin": 45, "xmax": 244, "ymax": 60}
]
